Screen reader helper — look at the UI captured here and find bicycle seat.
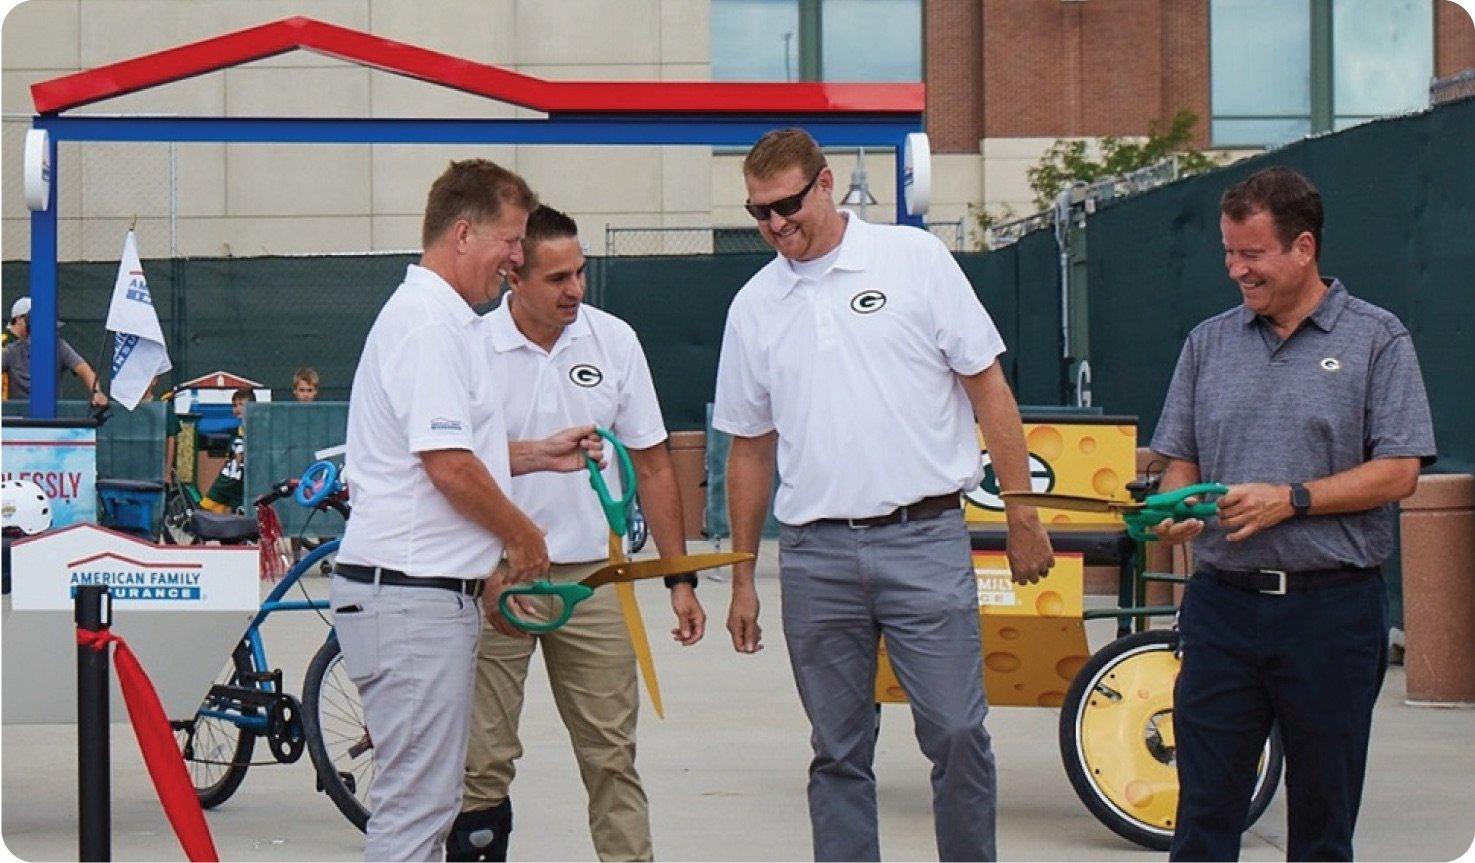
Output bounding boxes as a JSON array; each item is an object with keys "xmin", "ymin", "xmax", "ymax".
[{"xmin": 189, "ymin": 510, "xmax": 259, "ymax": 543}]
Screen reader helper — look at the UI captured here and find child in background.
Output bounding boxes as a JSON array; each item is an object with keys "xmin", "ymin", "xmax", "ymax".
[
  {"xmin": 292, "ymin": 367, "xmax": 319, "ymax": 402},
  {"xmin": 199, "ymin": 386, "xmax": 254, "ymax": 514}
]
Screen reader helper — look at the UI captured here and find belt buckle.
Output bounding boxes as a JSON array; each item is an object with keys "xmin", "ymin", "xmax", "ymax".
[{"xmin": 1258, "ymin": 569, "xmax": 1287, "ymax": 596}]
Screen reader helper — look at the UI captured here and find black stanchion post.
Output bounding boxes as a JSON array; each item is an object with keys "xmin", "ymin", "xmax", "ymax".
[{"xmin": 76, "ymin": 584, "xmax": 111, "ymax": 862}]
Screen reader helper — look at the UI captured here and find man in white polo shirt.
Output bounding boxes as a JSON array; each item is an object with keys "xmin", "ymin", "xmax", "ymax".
[
  {"xmin": 449, "ymin": 205, "xmax": 704, "ymax": 862},
  {"xmin": 333, "ymin": 160, "xmax": 601, "ymax": 862},
  {"xmin": 713, "ymin": 129, "xmax": 1055, "ymax": 862}
]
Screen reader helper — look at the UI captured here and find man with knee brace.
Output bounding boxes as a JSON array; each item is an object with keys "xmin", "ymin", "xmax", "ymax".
[{"xmin": 449, "ymin": 205, "xmax": 705, "ymax": 862}]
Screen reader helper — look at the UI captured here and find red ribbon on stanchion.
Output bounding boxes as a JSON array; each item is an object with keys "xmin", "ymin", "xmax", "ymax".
[{"xmin": 77, "ymin": 628, "xmax": 221, "ymax": 863}]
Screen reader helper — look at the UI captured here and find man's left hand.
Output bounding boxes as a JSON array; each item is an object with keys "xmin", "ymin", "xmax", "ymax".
[
  {"xmin": 88, "ymin": 390, "xmax": 108, "ymax": 409},
  {"xmin": 541, "ymin": 425, "xmax": 604, "ymax": 472},
  {"xmin": 1218, "ymin": 483, "xmax": 1292, "ymax": 542},
  {"xmin": 669, "ymin": 583, "xmax": 706, "ymax": 646},
  {"xmin": 1005, "ymin": 506, "xmax": 1055, "ymax": 585}
]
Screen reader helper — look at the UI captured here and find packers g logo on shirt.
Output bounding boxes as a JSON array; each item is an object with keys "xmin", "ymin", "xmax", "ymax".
[
  {"xmin": 569, "ymin": 364, "xmax": 603, "ymax": 387},
  {"xmin": 850, "ymin": 290, "xmax": 887, "ymax": 314}
]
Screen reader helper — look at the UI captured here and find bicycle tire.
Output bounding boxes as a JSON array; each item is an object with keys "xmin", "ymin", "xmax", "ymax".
[
  {"xmin": 302, "ymin": 634, "xmax": 373, "ymax": 832},
  {"xmin": 175, "ymin": 647, "xmax": 257, "ymax": 808},
  {"xmin": 1058, "ymin": 629, "xmax": 1284, "ymax": 851}
]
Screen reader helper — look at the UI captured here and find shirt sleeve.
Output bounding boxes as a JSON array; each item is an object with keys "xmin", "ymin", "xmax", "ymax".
[
  {"xmin": 59, "ymin": 338, "xmax": 85, "ymax": 372},
  {"xmin": 1149, "ymin": 336, "xmax": 1200, "ymax": 463},
  {"xmin": 711, "ymin": 310, "xmax": 775, "ymax": 437},
  {"xmin": 1366, "ymin": 329, "xmax": 1437, "ymax": 466},
  {"xmin": 384, "ymin": 322, "xmax": 477, "ymax": 453},
  {"xmin": 612, "ymin": 332, "xmax": 669, "ymax": 450},
  {"xmin": 926, "ymin": 239, "xmax": 1005, "ymax": 375}
]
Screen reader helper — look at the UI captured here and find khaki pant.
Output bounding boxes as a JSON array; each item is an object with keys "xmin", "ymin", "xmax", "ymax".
[{"xmin": 463, "ymin": 563, "xmax": 652, "ymax": 861}]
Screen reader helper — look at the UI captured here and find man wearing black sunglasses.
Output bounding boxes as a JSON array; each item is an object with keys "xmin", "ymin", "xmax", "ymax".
[{"xmin": 713, "ymin": 128, "xmax": 1054, "ymax": 861}]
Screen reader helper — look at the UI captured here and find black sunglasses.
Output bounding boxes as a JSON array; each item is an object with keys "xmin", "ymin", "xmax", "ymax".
[{"xmin": 745, "ymin": 171, "xmax": 822, "ymax": 221}]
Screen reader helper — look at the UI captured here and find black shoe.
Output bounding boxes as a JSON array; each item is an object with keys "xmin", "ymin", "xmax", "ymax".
[{"xmin": 446, "ymin": 799, "xmax": 512, "ymax": 862}]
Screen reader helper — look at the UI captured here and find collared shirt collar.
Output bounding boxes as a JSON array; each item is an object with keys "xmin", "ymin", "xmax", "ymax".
[
  {"xmin": 487, "ymin": 292, "xmax": 592, "ymax": 355},
  {"xmin": 1239, "ymin": 277, "xmax": 1348, "ymax": 333},
  {"xmin": 405, "ymin": 264, "xmax": 481, "ymax": 327},
  {"xmin": 774, "ymin": 212, "xmax": 871, "ymax": 297}
]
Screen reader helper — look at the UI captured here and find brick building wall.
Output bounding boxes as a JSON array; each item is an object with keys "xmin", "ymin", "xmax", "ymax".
[{"xmin": 1437, "ymin": 0, "xmax": 1475, "ymax": 75}]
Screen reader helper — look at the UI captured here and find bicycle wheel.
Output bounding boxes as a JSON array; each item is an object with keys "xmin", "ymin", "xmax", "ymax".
[
  {"xmin": 302, "ymin": 634, "xmax": 373, "ymax": 831},
  {"xmin": 1058, "ymin": 629, "xmax": 1284, "ymax": 851},
  {"xmin": 174, "ymin": 645, "xmax": 257, "ymax": 808}
]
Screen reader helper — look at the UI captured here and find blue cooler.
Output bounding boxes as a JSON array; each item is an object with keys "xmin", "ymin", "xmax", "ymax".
[{"xmin": 96, "ymin": 479, "xmax": 165, "ymax": 538}]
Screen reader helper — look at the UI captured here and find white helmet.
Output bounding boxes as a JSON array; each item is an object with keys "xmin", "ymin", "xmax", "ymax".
[{"xmin": 2, "ymin": 479, "xmax": 52, "ymax": 535}]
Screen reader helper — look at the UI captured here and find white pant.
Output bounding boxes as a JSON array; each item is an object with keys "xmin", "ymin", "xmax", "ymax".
[{"xmin": 331, "ymin": 576, "xmax": 483, "ymax": 862}]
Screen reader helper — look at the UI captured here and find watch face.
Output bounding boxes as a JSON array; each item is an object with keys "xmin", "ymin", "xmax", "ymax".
[{"xmin": 1291, "ymin": 484, "xmax": 1311, "ymax": 511}]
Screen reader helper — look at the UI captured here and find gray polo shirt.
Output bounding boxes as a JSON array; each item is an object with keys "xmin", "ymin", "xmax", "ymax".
[
  {"xmin": 1151, "ymin": 279, "xmax": 1436, "ymax": 571},
  {"xmin": 1, "ymin": 335, "xmax": 85, "ymax": 400}
]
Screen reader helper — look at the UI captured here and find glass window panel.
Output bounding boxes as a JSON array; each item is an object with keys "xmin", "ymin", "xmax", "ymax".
[
  {"xmin": 1212, "ymin": 117, "xmax": 1313, "ymax": 149},
  {"xmin": 1211, "ymin": 0, "xmax": 1311, "ymax": 133},
  {"xmin": 1332, "ymin": 0, "xmax": 1433, "ymax": 118},
  {"xmin": 821, "ymin": 0, "xmax": 922, "ymax": 82},
  {"xmin": 712, "ymin": 0, "xmax": 801, "ymax": 81}
]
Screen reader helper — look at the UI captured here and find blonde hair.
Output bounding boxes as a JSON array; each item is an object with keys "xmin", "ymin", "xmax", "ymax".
[{"xmin": 743, "ymin": 128, "xmax": 828, "ymax": 181}]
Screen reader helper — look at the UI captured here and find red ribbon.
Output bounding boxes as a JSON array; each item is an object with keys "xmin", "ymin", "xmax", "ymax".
[{"xmin": 77, "ymin": 628, "xmax": 221, "ymax": 862}]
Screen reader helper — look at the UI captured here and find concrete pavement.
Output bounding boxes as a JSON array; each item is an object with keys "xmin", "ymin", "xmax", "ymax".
[{"xmin": 4, "ymin": 541, "xmax": 1473, "ymax": 861}]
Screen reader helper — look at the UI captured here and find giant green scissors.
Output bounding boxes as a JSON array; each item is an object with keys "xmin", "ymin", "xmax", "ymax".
[{"xmin": 1002, "ymin": 482, "xmax": 1230, "ymax": 542}]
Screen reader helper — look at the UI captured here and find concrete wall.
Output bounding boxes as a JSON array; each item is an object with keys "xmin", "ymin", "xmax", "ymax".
[{"xmin": 1, "ymin": 0, "xmax": 713, "ymax": 261}]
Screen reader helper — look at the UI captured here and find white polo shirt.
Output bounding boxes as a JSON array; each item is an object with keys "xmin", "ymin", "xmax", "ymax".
[
  {"xmin": 487, "ymin": 297, "xmax": 668, "ymax": 563},
  {"xmin": 338, "ymin": 264, "xmax": 512, "ymax": 577},
  {"xmin": 712, "ymin": 214, "xmax": 1005, "ymax": 525}
]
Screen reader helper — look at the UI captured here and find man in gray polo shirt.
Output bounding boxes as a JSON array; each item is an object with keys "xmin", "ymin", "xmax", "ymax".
[{"xmin": 1149, "ymin": 167, "xmax": 1435, "ymax": 861}]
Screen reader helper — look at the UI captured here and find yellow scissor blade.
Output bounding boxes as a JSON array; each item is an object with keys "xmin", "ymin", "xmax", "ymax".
[
  {"xmin": 1000, "ymin": 491, "xmax": 1143, "ymax": 513},
  {"xmin": 581, "ymin": 552, "xmax": 754, "ymax": 589}
]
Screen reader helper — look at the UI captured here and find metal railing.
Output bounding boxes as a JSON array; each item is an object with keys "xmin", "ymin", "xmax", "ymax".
[{"xmin": 984, "ymin": 157, "xmax": 1184, "ymax": 250}]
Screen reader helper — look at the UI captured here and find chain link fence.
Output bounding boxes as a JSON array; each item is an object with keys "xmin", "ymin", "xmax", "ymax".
[{"xmin": 604, "ymin": 219, "xmax": 965, "ymax": 256}]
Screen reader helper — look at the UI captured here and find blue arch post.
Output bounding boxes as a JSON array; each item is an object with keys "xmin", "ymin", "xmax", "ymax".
[{"xmin": 27, "ymin": 129, "xmax": 60, "ymax": 419}]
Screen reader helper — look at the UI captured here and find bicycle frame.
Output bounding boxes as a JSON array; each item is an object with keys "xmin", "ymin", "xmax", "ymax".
[{"xmin": 197, "ymin": 538, "xmax": 339, "ymax": 732}]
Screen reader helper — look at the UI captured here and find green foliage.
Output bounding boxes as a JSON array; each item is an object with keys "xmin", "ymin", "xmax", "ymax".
[
  {"xmin": 1025, "ymin": 111, "xmax": 1223, "ymax": 210},
  {"xmin": 967, "ymin": 201, "xmax": 1017, "ymax": 250}
]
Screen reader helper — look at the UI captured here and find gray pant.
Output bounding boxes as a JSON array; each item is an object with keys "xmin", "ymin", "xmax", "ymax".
[
  {"xmin": 779, "ymin": 510, "xmax": 997, "ymax": 862},
  {"xmin": 331, "ymin": 576, "xmax": 483, "ymax": 862}
]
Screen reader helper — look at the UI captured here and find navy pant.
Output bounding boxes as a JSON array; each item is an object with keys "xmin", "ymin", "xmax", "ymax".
[{"xmin": 1170, "ymin": 572, "xmax": 1388, "ymax": 862}]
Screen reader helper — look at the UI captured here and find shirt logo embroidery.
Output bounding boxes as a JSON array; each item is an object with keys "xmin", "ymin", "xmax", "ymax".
[
  {"xmin": 569, "ymin": 364, "xmax": 604, "ymax": 387},
  {"xmin": 430, "ymin": 417, "xmax": 464, "ymax": 432},
  {"xmin": 1319, "ymin": 357, "xmax": 1342, "ymax": 372},
  {"xmin": 850, "ymin": 290, "xmax": 887, "ymax": 314}
]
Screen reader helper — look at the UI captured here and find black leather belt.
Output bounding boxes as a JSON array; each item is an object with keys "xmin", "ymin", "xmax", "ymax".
[
  {"xmin": 334, "ymin": 563, "xmax": 485, "ymax": 598},
  {"xmin": 813, "ymin": 493, "xmax": 960, "ymax": 529},
  {"xmin": 1197, "ymin": 565, "xmax": 1380, "ymax": 596}
]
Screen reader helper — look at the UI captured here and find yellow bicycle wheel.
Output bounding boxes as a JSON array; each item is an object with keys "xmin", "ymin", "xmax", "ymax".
[{"xmin": 1059, "ymin": 629, "xmax": 1282, "ymax": 850}]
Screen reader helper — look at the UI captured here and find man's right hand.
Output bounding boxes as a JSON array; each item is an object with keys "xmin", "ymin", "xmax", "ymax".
[
  {"xmin": 481, "ymin": 569, "xmax": 535, "ymax": 639},
  {"xmin": 502, "ymin": 523, "xmax": 550, "ymax": 584},
  {"xmin": 726, "ymin": 575, "xmax": 763, "ymax": 654},
  {"xmin": 1151, "ymin": 516, "xmax": 1205, "ymax": 545}
]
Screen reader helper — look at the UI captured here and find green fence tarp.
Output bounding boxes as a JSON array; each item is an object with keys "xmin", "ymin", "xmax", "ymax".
[{"xmin": 243, "ymin": 401, "xmax": 349, "ymax": 537}]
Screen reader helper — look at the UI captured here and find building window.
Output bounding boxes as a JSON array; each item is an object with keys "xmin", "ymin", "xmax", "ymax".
[
  {"xmin": 1210, "ymin": 0, "xmax": 1433, "ymax": 148},
  {"xmin": 712, "ymin": 0, "xmax": 921, "ymax": 83}
]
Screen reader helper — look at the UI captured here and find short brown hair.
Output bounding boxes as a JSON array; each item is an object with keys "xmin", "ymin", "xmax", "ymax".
[
  {"xmin": 1220, "ymin": 167, "xmax": 1324, "ymax": 260},
  {"xmin": 292, "ymin": 366, "xmax": 319, "ymax": 387},
  {"xmin": 421, "ymin": 159, "xmax": 538, "ymax": 247},
  {"xmin": 231, "ymin": 386, "xmax": 256, "ymax": 404},
  {"xmin": 517, "ymin": 205, "xmax": 580, "ymax": 275},
  {"xmin": 743, "ymin": 128, "xmax": 827, "ymax": 181}
]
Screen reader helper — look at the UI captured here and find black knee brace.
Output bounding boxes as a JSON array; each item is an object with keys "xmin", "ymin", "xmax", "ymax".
[{"xmin": 447, "ymin": 799, "xmax": 512, "ymax": 862}]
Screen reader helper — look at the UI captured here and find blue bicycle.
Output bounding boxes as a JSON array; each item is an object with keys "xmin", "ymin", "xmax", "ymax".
[{"xmin": 172, "ymin": 461, "xmax": 374, "ymax": 830}]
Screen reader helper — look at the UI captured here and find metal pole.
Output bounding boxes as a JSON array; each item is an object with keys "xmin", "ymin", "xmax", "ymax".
[{"xmin": 75, "ymin": 584, "xmax": 111, "ymax": 862}]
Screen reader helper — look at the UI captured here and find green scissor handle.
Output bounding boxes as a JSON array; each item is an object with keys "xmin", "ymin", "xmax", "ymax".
[
  {"xmin": 498, "ymin": 580, "xmax": 596, "ymax": 634},
  {"xmin": 586, "ymin": 427, "xmax": 638, "ymax": 536},
  {"xmin": 1123, "ymin": 482, "xmax": 1230, "ymax": 543}
]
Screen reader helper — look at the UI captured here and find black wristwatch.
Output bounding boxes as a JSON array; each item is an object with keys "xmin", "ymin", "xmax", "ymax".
[
  {"xmin": 1289, "ymin": 482, "xmax": 1312, "ymax": 517},
  {"xmin": 664, "ymin": 573, "xmax": 698, "ymax": 589}
]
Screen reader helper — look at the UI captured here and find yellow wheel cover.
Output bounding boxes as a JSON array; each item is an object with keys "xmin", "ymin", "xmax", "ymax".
[{"xmin": 1075, "ymin": 646, "xmax": 1180, "ymax": 831}]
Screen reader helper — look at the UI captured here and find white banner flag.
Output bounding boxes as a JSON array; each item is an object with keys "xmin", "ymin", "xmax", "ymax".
[{"xmin": 105, "ymin": 230, "xmax": 172, "ymax": 410}]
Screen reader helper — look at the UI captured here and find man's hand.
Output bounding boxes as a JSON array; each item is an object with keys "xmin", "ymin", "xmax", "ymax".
[
  {"xmin": 1218, "ymin": 483, "xmax": 1292, "ymax": 542},
  {"xmin": 727, "ymin": 576, "xmax": 763, "ymax": 653},
  {"xmin": 1149, "ymin": 515, "xmax": 1206, "ymax": 545},
  {"xmin": 88, "ymin": 389, "xmax": 108, "ymax": 409},
  {"xmin": 1005, "ymin": 505, "xmax": 1055, "ymax": 585},
  {"xmin": 541, "ymin": 425, "xmax": 604, "ymax": 473},
  {"xmin": 501, "ymin": 523, "xmax": 550, "ymax": 584},
  {"xmin": 481, "ymin": 569, "xmax": 535, "ymax": 639},
  {"xmin": 669, "ymin": 583, "xmax": 706, "ymax": 646}
]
